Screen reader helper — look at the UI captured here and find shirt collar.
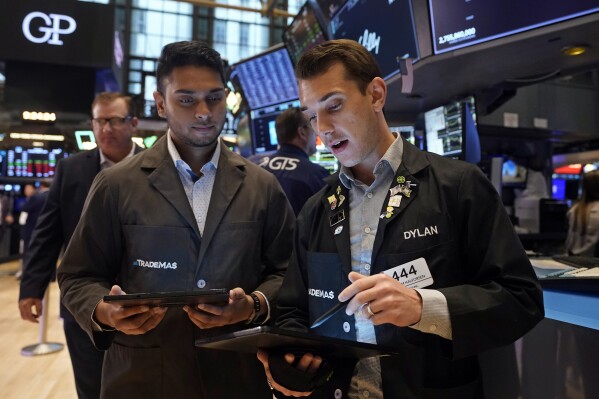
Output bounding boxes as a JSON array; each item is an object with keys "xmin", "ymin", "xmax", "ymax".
[
  {"xmin": 339, "ymin": 133, "xmax": 403, "ymax": 189},
  {"xmin": 99, "ymin": 142, "xmax": 136, "ymax": 168},
  {"xmin": 167, "ymin": 130, "xmax": 221, "ymax": 177}
]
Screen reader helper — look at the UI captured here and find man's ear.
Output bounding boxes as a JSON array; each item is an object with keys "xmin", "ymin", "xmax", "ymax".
[
  {"xmin": 153, "ymin": 91, "xmax": 166, "ymax": 119},
  {"xmin": 297, "ymin": 126, "xmax": 308, "ymax": 140},
  {"xmin": 370, "ymin": 77, "xmax": 387, "ymax": 113}
]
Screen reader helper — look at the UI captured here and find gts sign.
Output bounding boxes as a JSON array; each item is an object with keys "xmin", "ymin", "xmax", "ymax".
[
  {"xmin": 260, "ymin": 156, "xmax": 299, "ymax": 171},
  {"xmin": 22, "ymin": 11, "xmax": 77, "ymax": 46}
]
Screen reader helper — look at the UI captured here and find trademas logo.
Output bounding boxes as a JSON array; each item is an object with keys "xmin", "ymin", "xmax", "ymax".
[
  {"xmin": 22, "ymin": 12, "xmax": 77, "ymax": 46},
  {"xmin": 133, "ymin": 259, "xmax": 178, "ymax": 270},
  {"xmin": 308, "ymin": 288, "xmax": 335, "ymax": 299}
]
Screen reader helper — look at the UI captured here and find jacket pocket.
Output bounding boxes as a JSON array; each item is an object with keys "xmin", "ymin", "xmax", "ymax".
[{"xmin": 101, "ymin": 343, "xmax": 162, "ymax": 399}]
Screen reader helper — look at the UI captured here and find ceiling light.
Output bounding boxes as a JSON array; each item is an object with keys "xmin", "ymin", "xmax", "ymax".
[{"xmin": 561, "ymin": 45, "xmax": 589, "ymax": 56}]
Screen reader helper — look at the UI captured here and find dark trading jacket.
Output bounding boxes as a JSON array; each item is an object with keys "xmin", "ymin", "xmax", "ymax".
[
  {"xmin": 259, "ymin": 144, "xmax": 330, "ymax": 215},
  {"xmin": 58, "ymin": 136, "xmax": 295, "ymax": 399},
  {"xmin": 276, "ymin": 139, "xmax": 544, "ymax": 399}
]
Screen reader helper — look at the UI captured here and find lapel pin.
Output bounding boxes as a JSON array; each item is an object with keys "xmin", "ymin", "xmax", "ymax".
[
  {"xmin": 397, "ymin": 176, "xmax": 406, "ymax": 184},
  {"xmin": 327, "ymin": 194, "xmax": 337, "ymax": 210},
  {"xmin": 334, "ymin": 225, "xmax": 343, "ymax": 235},
  {"xmin": 388, "ymin": 195, "xmax": 402, "ymax": 208},
  {"xmin": 338, "ymin": 194, "xmax": 346, "ymax": 206}
]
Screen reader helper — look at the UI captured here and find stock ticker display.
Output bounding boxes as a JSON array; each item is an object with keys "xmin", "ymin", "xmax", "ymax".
[
  {"xmin": 429, "ymin": 0, "xmax": 599, "ymax": 54},
  {"xmin": 1, "ymin": 147, "xmax": 68, "ymax": 178}
]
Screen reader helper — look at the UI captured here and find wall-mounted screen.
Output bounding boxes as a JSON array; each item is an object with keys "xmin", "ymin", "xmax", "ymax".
[
  {"xmin": 424, "ymin": 97, "xmax": 478, "ymax": 162},
  {"xmin": 229, "ymin": 44, "xmax": 298, "ymax": 110},
  {"xmin": 283, "ymin": 2, "xmax": 327, "ymax": 65},
  {"xmin": 429, "ymin": 0, "xmax": 599, "ymax": 54},
  {"xmin": 250, "ymin": 99, "xmax": 300, "ymax": 154},
  {"xmin": 0, "ymin": 0, "xmax": 114, "ymax": 68},
  {"xmin": 2, "ymin": 147, "xmax": 69, "ymax": 178},
  {"xmin": 330, "ymin": 0, "xmax": 419, "ymax": 80}
]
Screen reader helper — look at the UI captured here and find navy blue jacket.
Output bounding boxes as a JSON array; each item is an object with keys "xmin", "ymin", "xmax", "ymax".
[{"xmin": 259, "ymin": 144, "xmax": 330, "ymax": 215}]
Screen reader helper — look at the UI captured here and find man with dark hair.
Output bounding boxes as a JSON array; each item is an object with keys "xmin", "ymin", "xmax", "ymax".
[
  {"xmin": 19, "ymin": 92, "xmax": 140, "ymax": 398},
  {"xmin": 259, "ymin": 39, "xmax": 543, "ymax": 398},
  {"xmin": 58, "ymin": 41, "xmax": 293, "ymax": 398},
  {"xmin": 258, "ymin": 107, "xmax": 330, "ymax": 215}
]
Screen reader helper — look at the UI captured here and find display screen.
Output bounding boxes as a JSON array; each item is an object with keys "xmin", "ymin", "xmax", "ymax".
[
  {"xmin": 1, "ymin": 147, "xmax": 69, "ymax": 178},
  {"xmin": 0, "ymin": 0, "xmax": 114, "ymax": 68},
  {"xmin": 283, "ymin": 2, "xmax": 327, "ymax": 65},
  {"xmin": 250, "ymin": 100, "xmax": 300, "ymax": 154},
  {"xmin": 424, "ymin": 97, "xmax": 477, "ymax": 159},
  {"xmin": 315, "ymin": 0, "xmax": 347, "ymax": 20},
  {"xmin": 330, "ymin": 0, "xmax": 419, "ymax": 80},
  {"xmin": 502, "ymin": 159, "xmax": 528, "ymax": 186},
  {"xmin": 229, "ymin": 44, "xmax": 298, "ymax": 110},
  {"xmin": 429, "ymin": 0, "xmax": 599, "ymax": 54}
]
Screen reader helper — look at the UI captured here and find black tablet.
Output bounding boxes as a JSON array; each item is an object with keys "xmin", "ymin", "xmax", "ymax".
[
  {"xmin": 195, "ymin": 326, "xmax": 398, "ymax": 359},
  {"xmin": 103, "ymin": 289, "xmax": 229, "ymax": 307}
]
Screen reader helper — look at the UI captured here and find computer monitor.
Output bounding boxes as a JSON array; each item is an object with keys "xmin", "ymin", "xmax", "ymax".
[
  {"xmin": 424, "ymin": 96, "xmax": 478, "ymax": 161},
  {"xmin": 429, "ymin": 0, "xmax": 599, "ymax": 54},
  {"xmin": 330, "ymin": 0, "xmax": 419, "ymax": 80},
  {"xmin": 502, "ymin": 159, "xmax": 528, "ymax": 187},
  {"xmin": 228, "ymin": 44, "xmax": 298, "ymax": 110},
  {"xmin": 314, "ymin": 0, "xmax": 347, "ymax": 20},
  {"xmin": 3, "ymin": 146, "xmax": 69, "ymax": 178},
  {"xmin": 249, "ymin": 100, "xmax": 300, "ymax": 154},
  {"xmin": 282, "ymin": 2, "xmax": 327, "ymax": 65}
]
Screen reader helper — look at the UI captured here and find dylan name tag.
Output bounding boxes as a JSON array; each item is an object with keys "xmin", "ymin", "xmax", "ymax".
[{"xmin": 382, "ymin": 257, "xmax": 433, "ymax": 289}]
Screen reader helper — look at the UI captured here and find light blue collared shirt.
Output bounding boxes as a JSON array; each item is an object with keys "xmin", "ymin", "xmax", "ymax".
[{"xmin": 167, "ymin": 131, "xmax": 220, "ymax": 236}]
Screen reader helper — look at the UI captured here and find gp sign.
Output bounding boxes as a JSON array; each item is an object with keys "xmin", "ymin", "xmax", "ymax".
[{"xmin": 22, "ymin": 11, "xmax": 77, "ymax": 45}]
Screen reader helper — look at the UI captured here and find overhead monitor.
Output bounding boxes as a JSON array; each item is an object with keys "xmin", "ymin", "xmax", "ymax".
[
  {"xmin": 249, "ymin": 99, "xmax": 300, "ymax": 154},
  {"xmin": 429, "ymin": 0, "xmax": 599, "ymax": 54},
  {"xmin": 314, "ymin": 0, "xmax": 347, "ymax": 20},
  {"xmin": 424, "ymin": 96, "xmax": 478, "ymax": 161},
  {"xmin": 282, "ymin": 2, "xmax": 327, "ymax": 65},
  {"xmin": 330, "ymin": 0, "xmax": 419, "ymax": 80},
  {"xmin": 229, "ymin": 44, "xmax": 298, "ymax": 110}
]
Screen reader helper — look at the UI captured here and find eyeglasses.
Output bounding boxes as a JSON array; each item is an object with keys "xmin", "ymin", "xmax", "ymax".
[{"xmin": 92, "ymin": 116, "xmax": 132, "ymax": 128}]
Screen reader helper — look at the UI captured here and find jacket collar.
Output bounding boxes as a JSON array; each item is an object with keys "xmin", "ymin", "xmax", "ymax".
[
  {"xmin": 320, "ymin": 139, "xmax": 431, "ymax": 272},
  {"xmin": 141, "ymin": 135, "xmax": 247, "ymax": 266}
]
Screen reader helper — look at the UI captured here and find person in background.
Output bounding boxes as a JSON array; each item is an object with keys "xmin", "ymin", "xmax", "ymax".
[
  {"xmin": 19, "ymin": 92, "xmax": 141, "ymax": 399},
  {"xmin": 57, "ymin": 41, "xmax": 293, "ymax": 398},
  {"xmin": 258, "ymin": 107, "xmax": 330, "ymax": 215},
  {"xmin": 15, "ymin": 182, "xmax": 49, "ymax": 279},
  {"xmin": 566, "ymin": 170, "xmax": 599, "ymax": 256},
  {"xmin": 258, "ymin": 39, "xmax": 544, "ymax": 399}
]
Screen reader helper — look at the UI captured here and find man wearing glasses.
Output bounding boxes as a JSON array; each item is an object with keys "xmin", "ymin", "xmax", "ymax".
[{"xmin": 19, "ymin": 92, "xmax": 142, "ymax": 399}]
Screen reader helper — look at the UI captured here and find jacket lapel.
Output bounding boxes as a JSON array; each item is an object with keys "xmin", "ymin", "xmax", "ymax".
[
  {"xmin": 197, "ymin": 143, "xmax": 245, "ymax": 264},
  {"xmin": 371, "ymin": 140, "xmax": 429, "ymax": 261},
  {"xmin": 322, "ymin": 175, "xmax": 352, "ymax": 275},
  {"xmin": 143, "ymin": 136, "xmax": 201, "ymax": 240}
]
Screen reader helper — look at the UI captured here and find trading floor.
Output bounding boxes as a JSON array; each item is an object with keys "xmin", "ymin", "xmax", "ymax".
[{"xmin": 0, "ymin": 261, "xmax": 76, "ymax": 399}]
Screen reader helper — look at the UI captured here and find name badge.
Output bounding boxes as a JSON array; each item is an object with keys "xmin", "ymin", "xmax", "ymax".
[{"xmin": 382, "ymin": 257, "xmax": 433, "ymax": 289}]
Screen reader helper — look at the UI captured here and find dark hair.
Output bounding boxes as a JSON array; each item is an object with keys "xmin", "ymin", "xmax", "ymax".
[
  {"xmin": 156, "ymin": 41, "xmax": 226, "ymax": 93},
  {"xmin": 92, "ymin": 92, "xmax": 136, "ymax": 117},
  {"xmin": 295, "ymin": 39, "xmax": 382, "ymax": 94},
  {"xmin": 275, "ymin": 107, "xmax": 308, "ymax": 144},
  {"xmin": 572, "ymin": 170, "xmax": 599, "ymax": 235}
]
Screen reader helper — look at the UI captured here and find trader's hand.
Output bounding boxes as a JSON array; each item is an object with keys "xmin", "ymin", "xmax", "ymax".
[
  {"xmin": 257, "ymin": 349, "xmax": 320, "ymax": 397},
  {"xmin": 19, "ymin": 297, "xmax": 43, "ymax": 323},
  {"xmin": 95, "ymin": 285, "xmax": 167, "ymax": 335},
  {"xmin": 339, "ymin": 271, "xmax": 423, "ymax": 327},
  {"xmin": 183, "ymin": 287, "xmax": 253, "ymax": 329}
]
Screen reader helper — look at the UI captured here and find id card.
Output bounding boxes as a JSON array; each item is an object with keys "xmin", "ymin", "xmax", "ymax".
[{"xmin": 382, "ymin": 257, "xmax": 433, "ymax": 289}]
